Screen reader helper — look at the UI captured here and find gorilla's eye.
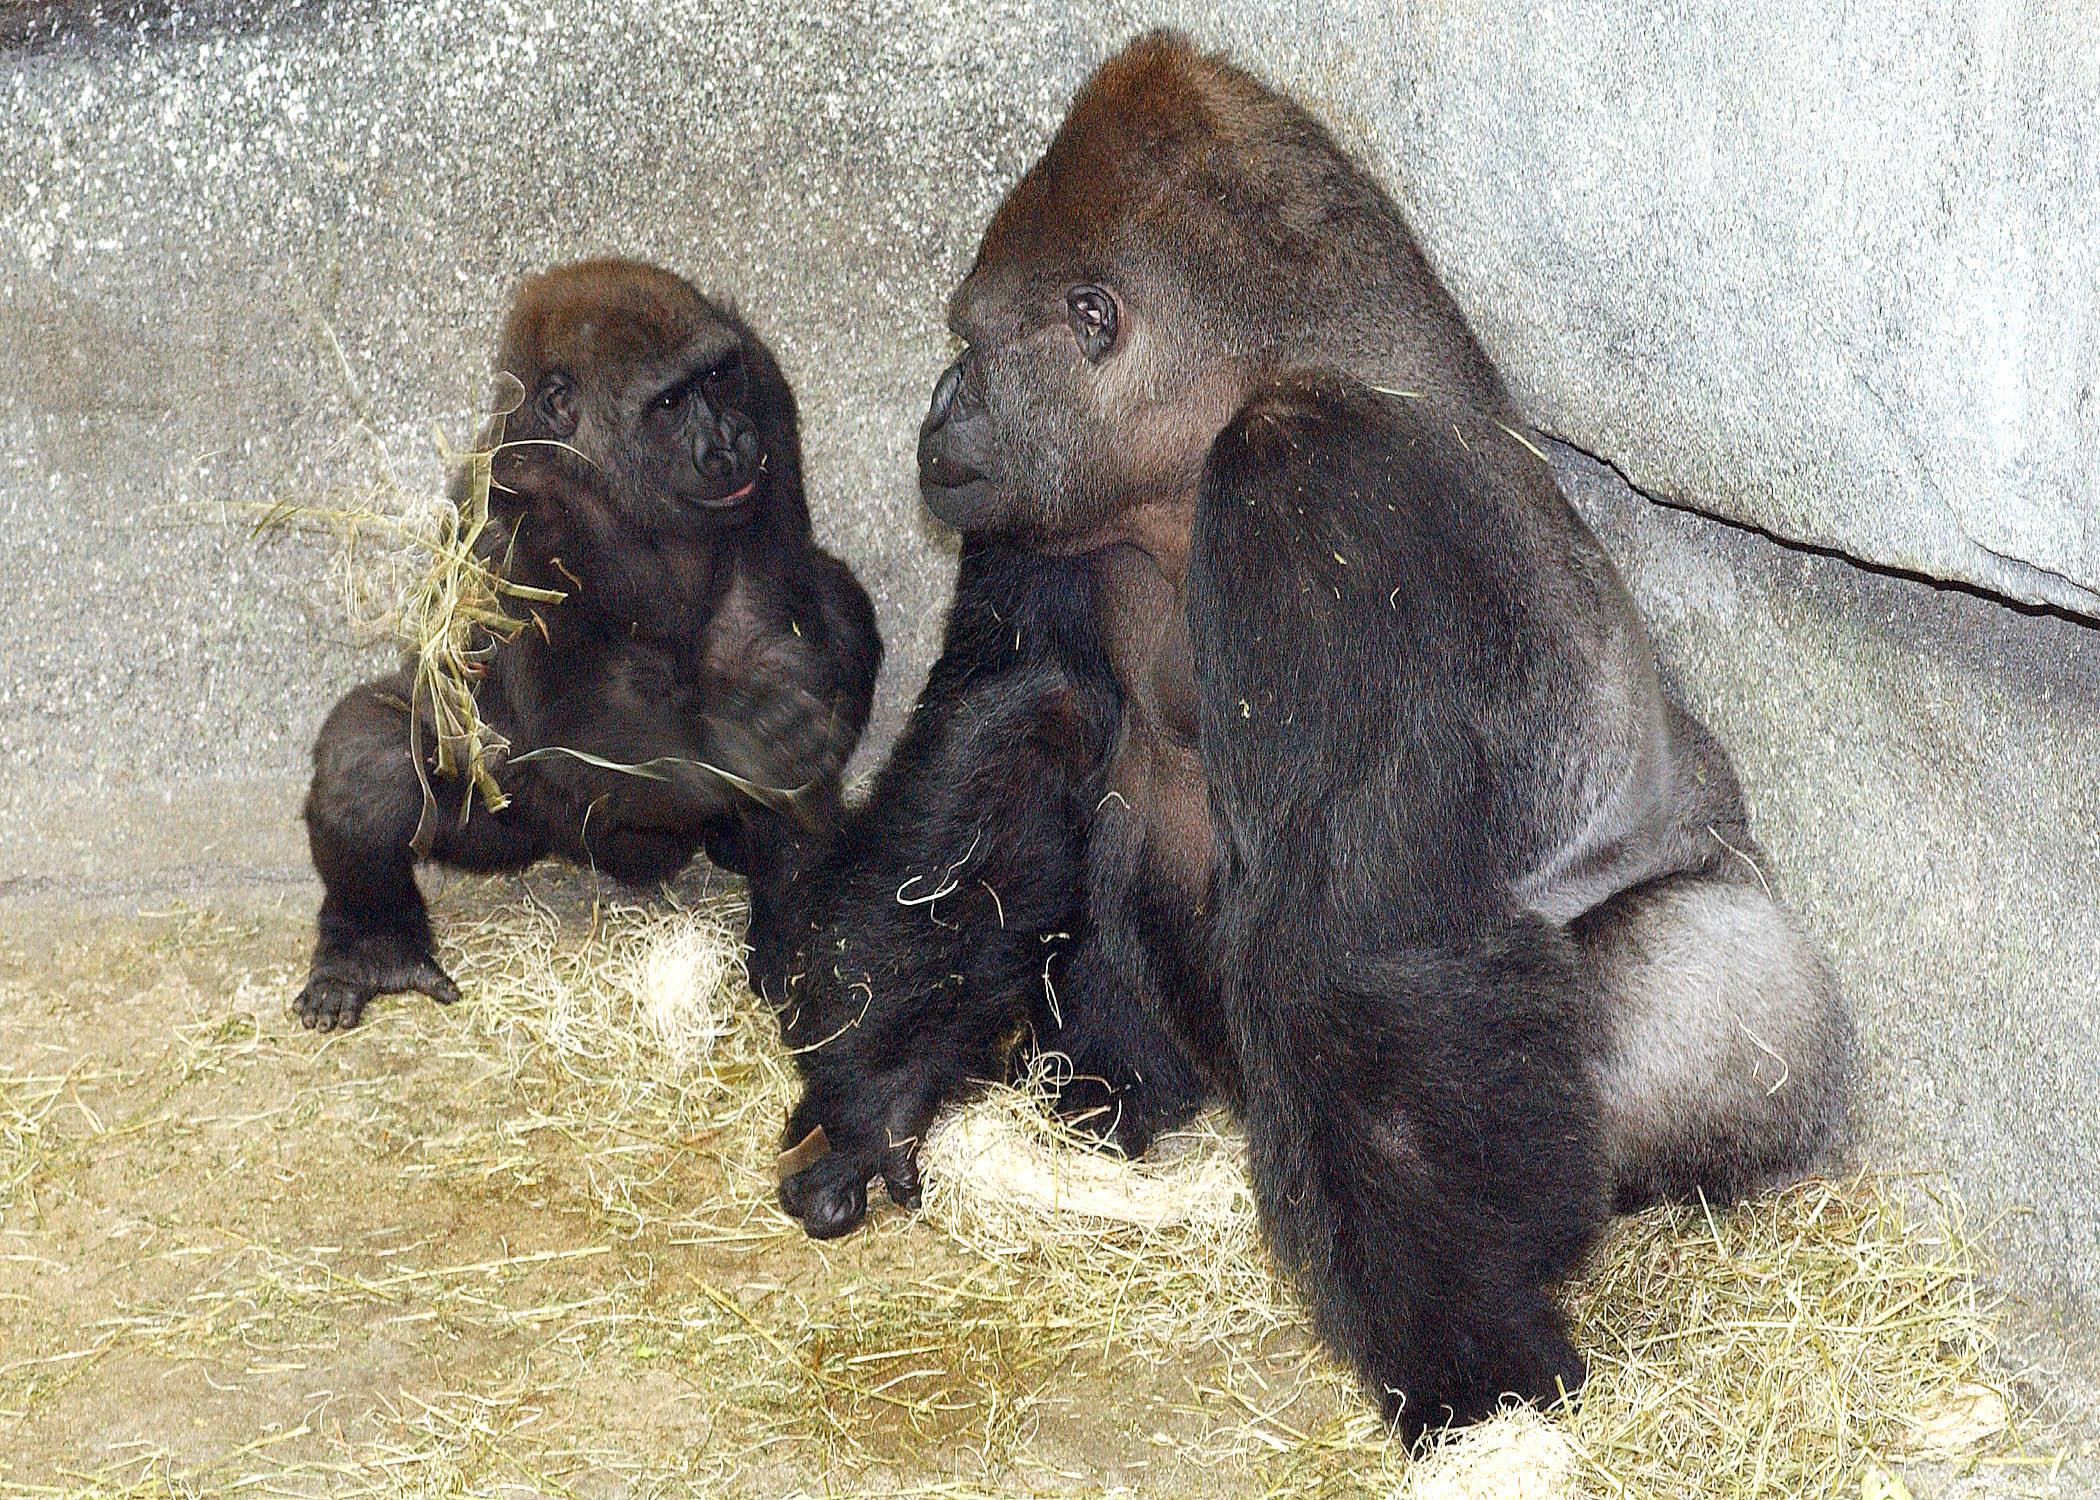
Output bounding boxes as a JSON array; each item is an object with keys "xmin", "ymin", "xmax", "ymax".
[
  {"xmin": 654, "ymin": 384, "xmax": 687, "ymax": 413},
  {"xmin": 703, "ymin": 346, "xmax": 746, "ymax": 402},
  {"xmin": 1066, "ymin": 284, "xmax": 1118, "ymax": 362}
]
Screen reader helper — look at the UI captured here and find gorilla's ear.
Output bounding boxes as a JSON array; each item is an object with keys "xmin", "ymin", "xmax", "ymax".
[
  {"xmin": 1066, "ymin": 284, "xmax": 1120, "ymax": 362},
  {"xmin": 534, "ymin": 372, "xmax": 579, "ymax": 437}
]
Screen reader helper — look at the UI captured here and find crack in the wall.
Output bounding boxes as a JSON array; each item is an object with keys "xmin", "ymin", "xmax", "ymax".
[
  {"xmin": 1842, "ymin": 360, "xmax": 2100, "ymax": 618},
  {"xmin": 1540, "ymin": 432, "xmax": 2100, "ymax": 630}
]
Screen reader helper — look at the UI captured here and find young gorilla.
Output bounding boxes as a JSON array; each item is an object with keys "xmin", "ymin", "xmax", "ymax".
[
  {"xmin": 298, "ymin": 260, "xmax": 880, "ymax": 1032},
  {"xmin": 754, "ymin": 36, "xmax": 1852, "ymax": 1436}
]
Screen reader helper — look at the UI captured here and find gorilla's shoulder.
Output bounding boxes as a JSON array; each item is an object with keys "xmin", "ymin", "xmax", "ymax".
[{"xmin": 1205, "ymin": 369, "xmax": 1458, "ymax": 510}]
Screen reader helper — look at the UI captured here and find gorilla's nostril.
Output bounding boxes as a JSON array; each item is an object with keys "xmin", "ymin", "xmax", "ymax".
[
  {"xmin": 698, "ymin": 415, "xmax": 755, "ymax": 482},
  {"xmin": 925, "ymin": 361, "xmax": 965, "ymax": 433}
]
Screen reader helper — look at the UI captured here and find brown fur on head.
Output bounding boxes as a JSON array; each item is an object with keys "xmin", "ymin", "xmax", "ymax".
[
  {"xmin": 490, "ymin": 258, "xmax": 806, "ymax": 542},
  {"xmin": 917, "ymin": 31, "xmax": 1507, "ymax": 547},
  {"xmin": 972, "ymin": 31, "xmax": 1383, "ymax": 348}
]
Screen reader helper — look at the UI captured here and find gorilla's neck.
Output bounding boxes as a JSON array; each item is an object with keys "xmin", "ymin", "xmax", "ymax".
[
  {"xmin": 1104, "ymin": 495, "xmax": 1197, "ymax": 590},
  {"xmin": 1089, "ymin": 496, "xmax": 1201, "ymax": 751}
]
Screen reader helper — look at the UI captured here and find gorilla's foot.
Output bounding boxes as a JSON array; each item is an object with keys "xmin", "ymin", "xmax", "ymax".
[{"xmin": 294, "ymin": 932, "xmax": 461, "ymax": 1032}]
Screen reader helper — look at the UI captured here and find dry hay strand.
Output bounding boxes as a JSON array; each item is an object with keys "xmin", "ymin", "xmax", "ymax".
[
  {"xmin": 0, "ymin": 1032, "xmax": 67, "ymax": 1218},
  {"xmin": 445, "ymin": 884, "xmax": 748, "ymax": 1078},
  {"xmin": 1397, "ymin": 1410, "xmax": 1580, "ymax": 1500}
]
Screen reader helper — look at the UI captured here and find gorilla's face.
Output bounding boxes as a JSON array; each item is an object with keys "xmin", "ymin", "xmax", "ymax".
[
  {"xmin": 499, "ymin": 263, "xmax": 790, "ymax": 532},
  {"xmin": 918, "ymin": 260, "xmax": 1239, "ymax": 549}
]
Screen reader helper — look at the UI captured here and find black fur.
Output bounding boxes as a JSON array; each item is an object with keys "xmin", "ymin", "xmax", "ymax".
[
  {"xmin": 755, "ymin": 538, "xmax": 1203, "ymax": 1234},
  {"xmin": 297, "ymin": 260, "xmax": 880, "ymax": 1031},
  {"xmin": 1195, "ymin": 374, "xmax": 1607, "ymax": 1432}
]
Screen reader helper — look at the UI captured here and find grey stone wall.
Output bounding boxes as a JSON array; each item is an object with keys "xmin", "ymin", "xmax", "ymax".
[
  {"xmin": 1560, "ymin": 445, "xmax": 2100, "ymax": 1364},
  {"xmin": 2, "ymin": 0, "xmax": 2094, "ymax": 1382}
]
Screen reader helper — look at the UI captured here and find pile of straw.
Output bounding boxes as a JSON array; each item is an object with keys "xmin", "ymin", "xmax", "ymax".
[{"xmin": 429, "ymin": 889, "xmax": 2028, "ymax": 1497}]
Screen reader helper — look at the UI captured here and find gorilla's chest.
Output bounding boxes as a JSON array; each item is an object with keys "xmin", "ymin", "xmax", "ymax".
[
  {"xmin": 1092, "ymin": 547, "xmax": 1215, "ymax": 908},
  {"xmin": 1089, "ymin": 544, "xmax": 1233, "ymax": 1079}
]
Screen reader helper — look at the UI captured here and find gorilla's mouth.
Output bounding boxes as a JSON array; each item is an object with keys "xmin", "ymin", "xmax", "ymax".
[
  {"xmin": 700, "ymin": 474, "xmax": 761, "ymax": 510},
  {"xmin": 919, "ymin": 450, "xmax": 984, "ymax": 491},
  {"xmin": 919, "ymin": 463, "xmax": 997, "ymax": 530}
]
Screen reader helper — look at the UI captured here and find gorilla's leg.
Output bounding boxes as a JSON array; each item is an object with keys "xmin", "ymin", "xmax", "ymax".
[
  {"xmin": 1023, "ymin": 808, "xmax": 1211, "ymax": 1155},
  {"xmin": 1223, "ymin": 935, "xmax": 1602, "ymax": 1440},
  {"xmin": 298, "ymin": 675, "xmax": 545, "ymax": 1031},
  {"xmin": 1573, "ymin": 869, "xmax": 1854, "ymax": 1210}
]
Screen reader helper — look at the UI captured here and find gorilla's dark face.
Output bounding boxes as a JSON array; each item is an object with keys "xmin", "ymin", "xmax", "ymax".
[
  {"xmin": 497, "ymin": 261, "xmax": 792, "ymax": 530},
  {"xmin": 918, "ymin": 258, "xmax": 1239, "ymax": 549}
]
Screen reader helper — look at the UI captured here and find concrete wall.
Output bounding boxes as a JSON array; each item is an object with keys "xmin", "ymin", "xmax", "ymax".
[{"xmin": 2, "ymin": 0, "xmax": 2094, "ymax": 1384}]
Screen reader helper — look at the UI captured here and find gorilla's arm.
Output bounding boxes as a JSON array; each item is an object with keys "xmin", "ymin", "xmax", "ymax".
[
  {"xmin": 703, "ymin": 543, "xmax": 880, "ymax": 806},
  {"xmin": 696, "ymin": 541, "xmax": 882, "ymax": 879},
  {"xmin": 1188, "ymin": 377, "xmax": 1608, "ymax": 1437},
  {"xmin": 758, "ymin": 537, "xmax": 1116, "ymax": 1237}
]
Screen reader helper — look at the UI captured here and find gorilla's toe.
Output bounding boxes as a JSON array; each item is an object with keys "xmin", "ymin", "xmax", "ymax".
[
  {"xmin": 405, "ymin": 957, "xmax": 463, "ymax": 1006},
  {"xmin": 1049, "ymin": 1073, "xmax": 1194, "ymax": 1160},
  {"xmin": 295, "ymin": 974, "xmax": 369, "ymax": 1032}
]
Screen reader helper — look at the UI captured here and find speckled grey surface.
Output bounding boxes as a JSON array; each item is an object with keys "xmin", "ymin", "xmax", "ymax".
[
  {"xmin": 3, "ymin": 0, "xmax": 2098, "ymax": 1416},
  {"xmin": 1558, "ymin": 442, "xmax": 2100, "ymax": 1375}
]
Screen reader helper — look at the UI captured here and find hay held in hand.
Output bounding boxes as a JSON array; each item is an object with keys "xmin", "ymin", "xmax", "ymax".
[
  {"xmin": 397, "ymin": 395, "xmax": 566, "ymax": 819},
  {"xmin": 248, "ymin": 372, "xmax": 564, "ymax": 821}
]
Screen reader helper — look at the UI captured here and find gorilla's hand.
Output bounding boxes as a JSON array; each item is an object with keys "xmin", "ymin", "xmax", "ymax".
[
  {"xmin": 702, "ymin": 680, "xmax": 846, "ymax": 818},
  {"xmin": 294, "ymin": 928, "xmax": 461, "ymax": 1032},
  {"xmin": 774, "ymin": 1070, "xmax": 941, "ymax": 1239}
]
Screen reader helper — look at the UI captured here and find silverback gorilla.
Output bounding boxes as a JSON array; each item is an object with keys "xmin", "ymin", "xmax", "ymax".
[
  {"xmin": 298, "ymin": 260, "xmax": 880, "ymax": 1031},
  {"xmin": 754, "ymin": 36, "xmax": 1852, "ymax": 1436}
]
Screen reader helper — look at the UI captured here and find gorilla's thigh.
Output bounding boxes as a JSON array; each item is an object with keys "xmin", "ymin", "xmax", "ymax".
[
  {"xmin": 1576, "ymin": 874, "xmax": 1852, "ymax": 1210},
  {"xmin": 1023, "ymin": 809, "xmax": 1212, "ymax": 1153}
]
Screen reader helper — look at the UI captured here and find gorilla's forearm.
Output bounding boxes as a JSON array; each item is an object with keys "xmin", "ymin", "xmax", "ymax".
[
  {"xmin": 757, "ymin": 541, "xmax": 1116, "ymax": 1235},
  {"xmin": 804, "ymin": 545, "xmax": 882, "ymax": 750}
]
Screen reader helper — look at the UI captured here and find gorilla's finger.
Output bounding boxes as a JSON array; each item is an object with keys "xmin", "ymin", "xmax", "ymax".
[{"xmin": 880, "ymin": 1146, "xmax": 922, "ymax": 1212}]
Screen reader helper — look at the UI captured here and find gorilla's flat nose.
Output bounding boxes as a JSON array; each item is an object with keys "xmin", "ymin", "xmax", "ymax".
[
  {"xmin": 699, "ymin": 412, "xmax": 755, "ymax": 481},
  {"xmin": 924, "ymin": 360, "xmax": 965, "ymax": 436}
]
